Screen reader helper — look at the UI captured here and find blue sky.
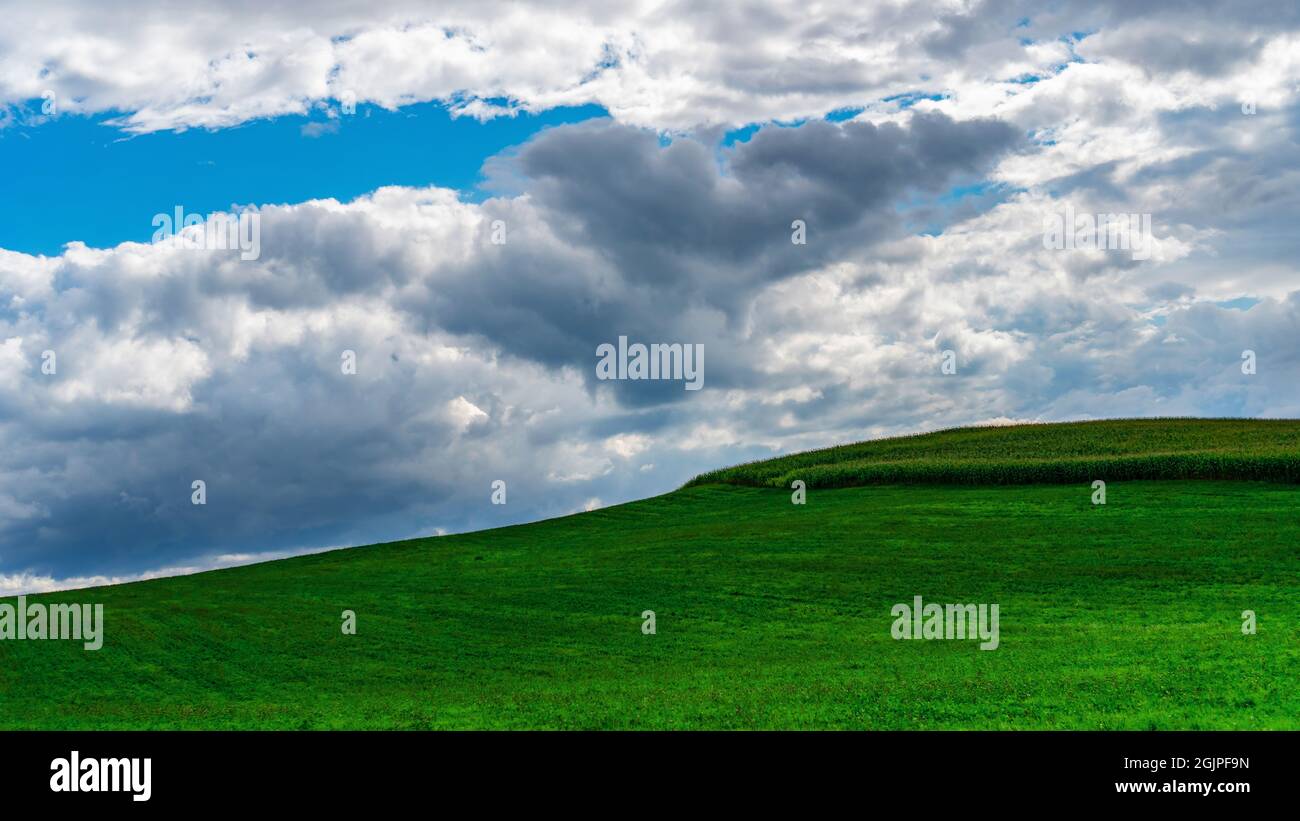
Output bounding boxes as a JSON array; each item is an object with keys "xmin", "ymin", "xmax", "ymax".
[{"xmin": 1, "ymin": 101, "xmax": 605, "ymax": 255}]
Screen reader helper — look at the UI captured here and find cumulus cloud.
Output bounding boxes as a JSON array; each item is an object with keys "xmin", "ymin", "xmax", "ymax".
[{"xmin": 3, "ymin": 0, "xmax": 1293, "ymax": 135}]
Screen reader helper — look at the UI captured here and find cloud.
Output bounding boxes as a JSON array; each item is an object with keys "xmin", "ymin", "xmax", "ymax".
[
  {"xmin": 3, "ymin": 104, "xmax": 1300, "ymax": 585},
  {"xmin": 2, "ymin": 2, "xmax": 1300, "ymax": 592},
  {"xmin": 5, "ymin": 1, "xmax": 1295, "ymax": 135},
  {"xmin": 300, "ymin": 120, "xmax": 341, "ymax": 138},
  {"xmin": 0, "ymin": 543, "xmax": 346, "ymax": 597}
]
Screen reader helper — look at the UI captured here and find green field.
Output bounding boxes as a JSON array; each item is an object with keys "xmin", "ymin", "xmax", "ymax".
[{"xmin": 1, "ymin": 419, "xmax": 1297, "ymax": 729}]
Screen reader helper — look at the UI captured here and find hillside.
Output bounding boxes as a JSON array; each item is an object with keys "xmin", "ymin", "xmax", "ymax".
[
  {"xmin": 688, "ymin": 418, "xmax": 1300, "ymax": 488},
  {"xmin": 1, "ymin": 419, "xmax": 1297, "ymax": 730}
]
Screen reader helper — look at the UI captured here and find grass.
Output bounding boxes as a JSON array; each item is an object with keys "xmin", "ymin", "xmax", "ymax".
[
  {"xmin": 1, "ymin": 480, "xmax": 1297, "ymax": 728},
  {"xmin": 687, "ymin": 418, "xmax": 1300, "ymax": 488}
]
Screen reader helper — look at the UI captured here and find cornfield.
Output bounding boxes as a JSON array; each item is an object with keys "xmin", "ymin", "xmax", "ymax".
[{"xmin": 686, "ymin": 417, "xmax": 1300, "ymax": 488}]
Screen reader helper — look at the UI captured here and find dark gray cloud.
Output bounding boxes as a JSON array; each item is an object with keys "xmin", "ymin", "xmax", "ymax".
[{"xmin": 469, "ymin": 115, "xmax": 1020, "ymax": 359}]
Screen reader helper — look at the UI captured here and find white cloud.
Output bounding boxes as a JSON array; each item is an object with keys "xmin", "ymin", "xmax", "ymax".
[
  {"xmin": 0, "ymin": 543, "xmax": 344, "ymax": 596},
  {"xmin": 12, "ymin": 1, "xmax": 1294, "ymax": 136},
  {"xmin": 445, "ymin": 396, "xmax": 489, "ymax": 432},
  {"xmin": 604, "ymin": 433, "xmax": 650, "ymax": 459}
]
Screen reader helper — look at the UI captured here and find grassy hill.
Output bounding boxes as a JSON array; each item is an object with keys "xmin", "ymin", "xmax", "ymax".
[{"xmin": 1, "ymin": 419, "xmax": 1298, "ymax": 729}]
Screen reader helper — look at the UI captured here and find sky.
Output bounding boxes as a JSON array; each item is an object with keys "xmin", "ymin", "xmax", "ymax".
[{"xmin": 1, "ymin": 0, "xmax": 1299, "ymax": 593}]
